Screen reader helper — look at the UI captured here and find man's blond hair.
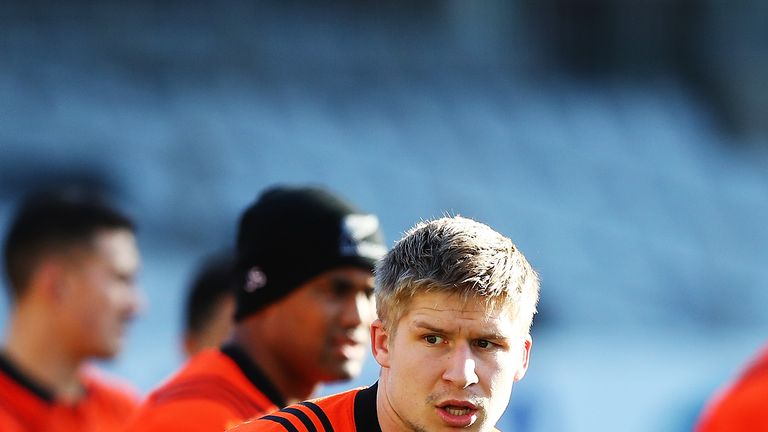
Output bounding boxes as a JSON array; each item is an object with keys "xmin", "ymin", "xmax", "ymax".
[{"xmin": 375, "ymin": 216, "xmax": 539, "ymax": 333}]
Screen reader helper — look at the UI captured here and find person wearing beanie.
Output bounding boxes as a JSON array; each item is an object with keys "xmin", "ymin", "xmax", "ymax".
[{"xmin": 125, "ymin": 185, "xmax": 387, "ymax": 432}]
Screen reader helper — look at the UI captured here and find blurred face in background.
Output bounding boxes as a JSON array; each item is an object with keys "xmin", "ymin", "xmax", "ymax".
[
  {"xmin": 57, "ymin": 229, "xmax": 142, "ymax": 360},
  {"xmin": 183, "ymin": 294, "xmax": 235, "ymax": 357},
  {"xmin": 261, "ymin": 266, "xmax": 376, "ymax": 383}
]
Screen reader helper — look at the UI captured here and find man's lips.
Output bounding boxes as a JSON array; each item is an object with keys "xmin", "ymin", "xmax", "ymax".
[
  {"xmin": 436, "ymin": 400, "xmax": 479, "ymax": 427},
  {"xmin": 437, "ymin": 400, "xmax": 478, "ymax": 411},
  {"xmin": 333, "ymin": 335, "xmax": 366, "ymax": 358},
  {"xmin": 336, "ymin": 334, "xmax": 365, "ymax": 347}
]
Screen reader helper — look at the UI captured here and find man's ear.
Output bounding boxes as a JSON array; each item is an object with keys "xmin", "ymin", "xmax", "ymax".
[
  {"xmin": 32, "ymin": 259, "xmax": 67, "ymax": 302},
  {"xmin": 514, "ymin": 334, "xmax": 533, "ymax": 382},
  {"xmin": 371, "ymin": 319, "xmax": 391, "ymax": 368}
]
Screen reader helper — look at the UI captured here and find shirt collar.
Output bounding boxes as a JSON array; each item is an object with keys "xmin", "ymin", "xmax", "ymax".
[
  {"xmin": 353, "ymin": 381, "xmax": 381, "ymax": 432},
  {"xmin": 0, "ymin": 351, "xmax": 55, "ymax": 403},
  {"xmin": 220, "ymin": 343, "xmax": 287, "ymax": 407}
]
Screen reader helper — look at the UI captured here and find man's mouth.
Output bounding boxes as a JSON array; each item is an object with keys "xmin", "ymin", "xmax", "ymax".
[
  {"xmin": 334, "ymin": 335, "xmax": 365, "ymax": 359},
  {"xmin": 444, "ymin": 406, "xmax": 473, "ymax": 416},
  {"xmin": 436, "ymin": 400, "xmax": 479, "ymax": 427}
]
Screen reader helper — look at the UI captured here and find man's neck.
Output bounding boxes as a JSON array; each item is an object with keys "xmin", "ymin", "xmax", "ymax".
[
  {"xmin": 4, "ymin": 307, "xmax": 85, "ymax": 402},
  {"xmin": 231, "ymin": 326, "xmax": 318, "ymax": 405},
  {"xmin": 375, "ymin": 377, "xmax": 401, "ymax": 432}
]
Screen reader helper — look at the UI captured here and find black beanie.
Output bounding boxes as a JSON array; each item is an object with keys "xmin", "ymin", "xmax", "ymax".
[{"xmin": 233, "ymin": 185, "xmax": 387, "ymax": 321}]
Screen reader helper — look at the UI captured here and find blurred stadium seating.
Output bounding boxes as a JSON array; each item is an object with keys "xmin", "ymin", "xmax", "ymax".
[{"xmin": 1, "ymin": 2, "xmax": 767, "ymax": 431}]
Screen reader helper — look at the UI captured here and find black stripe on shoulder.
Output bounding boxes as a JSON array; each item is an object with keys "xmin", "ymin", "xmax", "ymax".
[
  {"xmin": 300, "ymin": 401, "xmax": 334, "ymax": 432},
  {"xmin": 281, "ymin": 407, "xmax": 317, "ymax": 432},
  {"xmin": 262, "ymin": 415, "xmax": 300, "ymax": 432}
]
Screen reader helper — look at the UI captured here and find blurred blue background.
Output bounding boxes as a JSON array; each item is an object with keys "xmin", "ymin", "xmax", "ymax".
[{"xmin": 1, "ymin": 1, "xmax": 767, "ymax": 431}]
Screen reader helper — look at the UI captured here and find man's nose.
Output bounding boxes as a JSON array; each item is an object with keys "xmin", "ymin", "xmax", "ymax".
[
  {"xmin": 441, "ymin": 342, "xmax": 479, "ymax": 389},
  {"xmin": 125, "ymin": 283, "xmax": 145, "ymax": 318},
  {"xmin": 339, "ymin": 291, "xmax": 373, "ymax": 328}
]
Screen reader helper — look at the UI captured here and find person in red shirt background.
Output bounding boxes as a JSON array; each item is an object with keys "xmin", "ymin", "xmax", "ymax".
[
  {"xmin": 124, "ymin": 185, "xmax": 387, "ymax": 432},
  {"xmin": 181, "ymin": 252, "xmax": 237, "ymax": 358},
  {"xmin": 696, "ymin": 344, "xmax": 768, "ymax": 431},
  {"xmin": 0, "ymin": 190, "xmax": 142, "ymax": 432}
]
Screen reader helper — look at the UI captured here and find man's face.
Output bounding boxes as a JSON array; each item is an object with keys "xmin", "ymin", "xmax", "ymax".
[
  {"xmin": 265, "ymin": 267, "xmax": 376, "ymax": 382},
  {"xmin": 59, "ymin": 229, "xmax": 141, "ymax": 359},
  {"xmin": 372, "ymin": 291, "xmax": 531, "ymax": 432}
]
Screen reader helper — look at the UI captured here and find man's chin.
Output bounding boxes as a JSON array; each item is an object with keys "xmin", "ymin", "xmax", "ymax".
[
  {"xmin": 92, "ymin": 350, "xmax": 119, "ymax": 360},
  {"xmin": 89, "ymin": 342, "xmax": 122, "ymax": 360}
]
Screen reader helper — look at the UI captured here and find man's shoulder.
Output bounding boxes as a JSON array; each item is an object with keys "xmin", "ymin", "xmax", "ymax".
[
  {"xmin": 721, "ymin": 344, "xmax": 768, "ymax": 403},
  {"xmin": 697, "ymin": 344, "xmax": 768, "ymax": 431},
  {"xmin": 81, "ymin": 366, "xmax": 140, "ymax": 406},
  {"xmin": 0, "ymin": 371, "xmax": 42, "ymax": 432},
  {"xmin": 144, "ymin": 349, "xmax": 238, "ymax": 396},
  {"xmin": 146, "ymin": 348, "xmax": 268, "ymax": 404},
  {"xmin": 0, "ymin": 365, "xmax": 139, "ymax": 431},
  {"xmin": 0, "ymin": 364, "xmax": 33, "ymax": 402},
  {"xmin": 228, "ymin": 387, "xmax": 366, "ymax": 432},
  {"xmin": 0, "ymin": 354, "xmax": 51, "ymax": 405},
  {"xmin": 125, "ymin": 349, "xmax": 279, "ymax": 432}
]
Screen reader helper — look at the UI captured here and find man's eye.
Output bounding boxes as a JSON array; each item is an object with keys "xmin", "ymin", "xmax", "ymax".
[
  {"xmin": 475, "ymin": 340, "xmax": 493, "ymax": 349},
  {"xmin": 327, "ymin": 279, "xmax": 359, "ymax": 298},
  {"xmin": 424, "ymin": 335, "xmax": 444, "ymax": 345}
]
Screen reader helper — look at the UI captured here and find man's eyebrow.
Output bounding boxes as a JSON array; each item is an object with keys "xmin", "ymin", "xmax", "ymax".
[
  {"xmin": 411, "ymin": 320, "xmax": 450, "ymax": 334},
  {"xmin": 329, "ymin": 277, "xmax": 354, "ymax": 288},
  {"xmin": 411, "ymin": 320, "xmax": 512, "ymax": 340},
  {"xmin": 476, "ymin": 331, "xmax": 512, "ymax": 341},
  {"xmin": 327, "ymin": 275, "xmax": 374, "ymax": 292}
]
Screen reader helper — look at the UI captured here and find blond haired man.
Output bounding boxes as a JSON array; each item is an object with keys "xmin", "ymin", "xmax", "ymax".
[{"xmin": 230, "ymin": 215, "xmax": 540, "ymax": 432}]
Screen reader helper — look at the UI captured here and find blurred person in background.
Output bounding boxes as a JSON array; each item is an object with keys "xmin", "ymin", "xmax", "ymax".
[
  {"xmin": 0, "ymin": 191, "xmax": 142, "ymax": 431},
  {"xmin": 182, "ymin": 252, "xmax": 236, "ymax": 357},
  {"xmin": 229, "ymin": 215, "xmax": 540, "ymax": 432},
  {"xmin": 696, "ymin": 344, "xmax": 768, "ymax": 431},
  {"xmin": 125, "ymin": 185, "xmax": 387, "ymax": 431}
]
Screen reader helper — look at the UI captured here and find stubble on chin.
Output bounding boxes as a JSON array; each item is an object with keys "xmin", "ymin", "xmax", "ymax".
[{"xmin": 423, "ymin": 391, "xmax": 488, "ymax": 431}]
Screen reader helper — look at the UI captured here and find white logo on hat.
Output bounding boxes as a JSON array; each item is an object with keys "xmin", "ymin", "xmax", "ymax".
[
  {"xmin": 245, "ymin": 266, "xmax": 267, "ymax": 293},
  {"xmin": 340, "ymin": 214, "xmax": 387, "ymax": 260}
]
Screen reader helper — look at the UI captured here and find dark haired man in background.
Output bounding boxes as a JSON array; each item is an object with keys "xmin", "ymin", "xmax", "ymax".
[
  {"xmin": 181, "ymin": 253, "xmax": 236, "ymax": 357},
  {"xmin": 0, "ymin": 191, "xmax": 142, "ymax": 431}
]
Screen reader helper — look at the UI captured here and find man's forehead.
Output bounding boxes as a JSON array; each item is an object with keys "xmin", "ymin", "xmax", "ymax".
[
  {"xmin": 93, "ymin": 229, "xmax": 140, "ymax": 268},
  {"xmin": 402, "ymin": 291, "xmax": 513, "ymax": 322}
]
